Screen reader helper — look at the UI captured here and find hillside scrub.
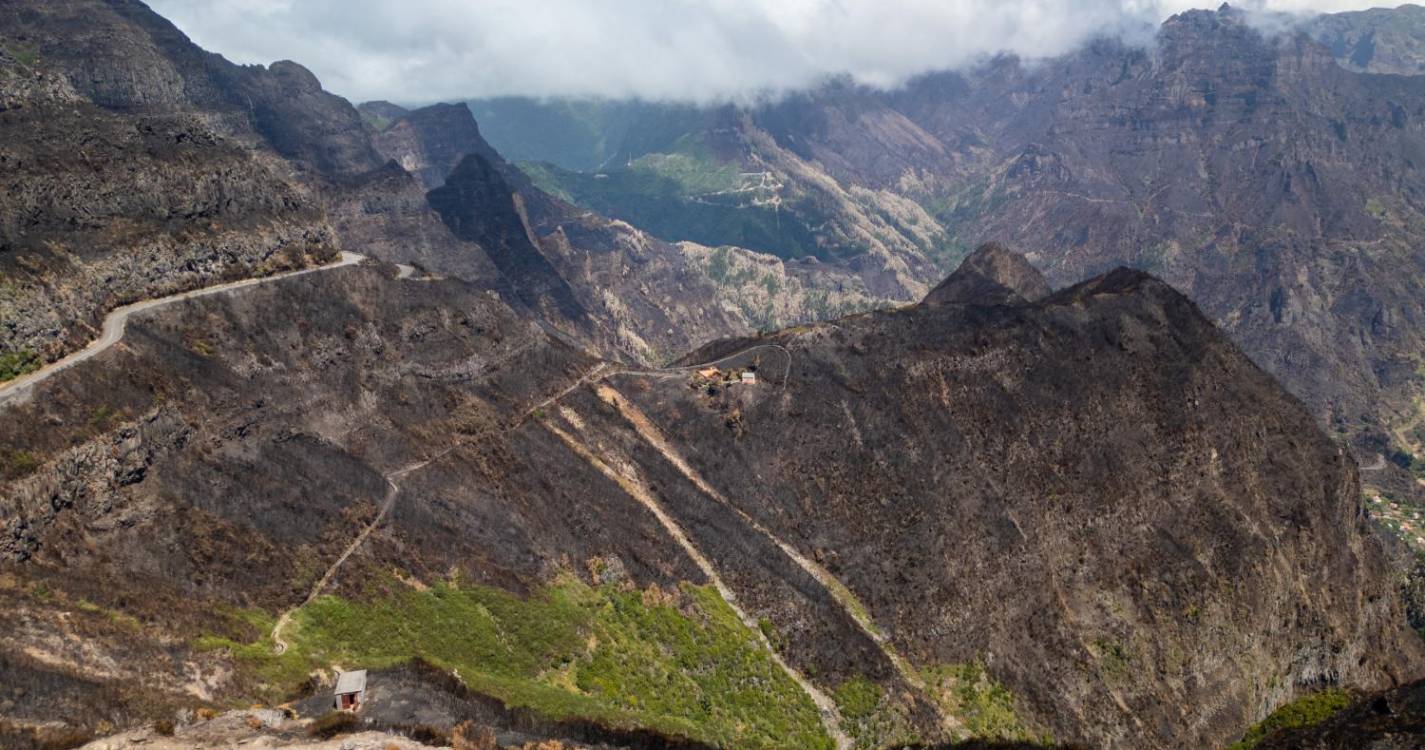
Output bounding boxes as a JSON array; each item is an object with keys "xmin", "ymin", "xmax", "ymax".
[{"xmin": 198, "ymin": 575, "xmax": 832, "ymax": 750}]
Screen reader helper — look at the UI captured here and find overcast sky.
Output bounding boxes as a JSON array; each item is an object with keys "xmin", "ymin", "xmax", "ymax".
[{"xmin": 146, "ymin": 0, "xmax": 1392, "ymax": 104}]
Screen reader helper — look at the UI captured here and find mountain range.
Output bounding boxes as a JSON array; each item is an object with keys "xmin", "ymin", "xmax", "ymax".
[
  {"xmin": 2, "ymin": 2, "xmax": 1425, "ymax": 750},
  {"xmin": 470, "ymin": 5, "xmax": 1425, "ymax": 512}
]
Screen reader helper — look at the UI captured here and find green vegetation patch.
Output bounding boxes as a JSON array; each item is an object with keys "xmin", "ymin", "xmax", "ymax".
[
  {"xmin": 199, "ymin": 576, "xmax": 832, "ymax": 750},
  {"xmin": 75, "ymin": 598, "xmax": 143, "ymax": 630},
  {"xmin": 1366, "ymin": 197, "xmax": 1390, "ymax": 221},
  {"xmin": 1227, "ymin": 688, "xmax": 1352, "ymax": 750},
  {"xmin": 626, "ymin": 135, "xmax": 745, "ymax": 196},
  {"xmin": 1091, "ymin": 637, "xmax": 1131, "ymax": 681},
  {"xmin": 4, "ymin": 42, "xmax": 40, "ymax": 67},
  {"xmin": 0, "ymin": 348, "xmax": 40, "ymax": 382},
  {"xmin": 514, "ymin": 133, "xmax": 837, "ymax": 260},
  {"xmin": 0, "ymin": 449, "xmax": 41, "ymax": 481},
  {"xmin": 833, "ymin": 676, "xmax": 919, "ymax": 750},
  {"xmin": 358, "ymin": 112, "xmax": 395, "ymax": 133},
  {"xmin": 922, "ymin": 663, "xmax": 1038, "ymax": 742}
]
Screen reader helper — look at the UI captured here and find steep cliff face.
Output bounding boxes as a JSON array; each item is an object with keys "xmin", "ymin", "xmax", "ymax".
[
  {"xmin": 3, "ymin": 0, "xmax": 384, "ymax": 176},
  {"xmin": 1, "ymin": 247, "xmax": 1418, "ymax": 749},
  {"xmin": 427, "ymin": 154, "xmax": 592, "ymax": 327},
  {"xmin": 895, "ymin": 9, "xmax": 1425, "ymax": 468}
]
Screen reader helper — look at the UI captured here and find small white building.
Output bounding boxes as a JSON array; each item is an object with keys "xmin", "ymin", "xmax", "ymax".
[
  {"xmin": 333, "ymin": 670, "xmax": 367, "ymax": 711},
  {"xmin": 740, "ymin": 372, "xmax": 757, "ymax": 385}
]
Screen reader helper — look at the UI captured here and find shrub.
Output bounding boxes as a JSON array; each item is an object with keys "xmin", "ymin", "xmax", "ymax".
[
  {"xmin": 1228, "ymin": 688, "xmax": 1352, "ymax": 750},
  {"xmin": 1, "ymin": 449, "xmax": 41, "ymax": 480},
  {"xmin": 307, "ymin": 711, "xmax": 359, "ymax": 739},
  {"xmin": 0, "ymin": 349, "xmax": 40, "ymax": 382},
  {"xmin": 10, "ymin": 47, "xmax": 38, "ymax": 67},
  {"xmin": 922, "ymin": 663, "xmax": 1036, "ymax": 741},
  {"xmin": 153, "ymin": 719, "xmax": 175, "ymax": 736}
]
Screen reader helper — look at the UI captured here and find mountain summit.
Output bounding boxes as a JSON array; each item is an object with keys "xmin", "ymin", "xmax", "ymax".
[{"xmin": 924, "ymin": 242, "xmax": 1053, "ymax": 306}]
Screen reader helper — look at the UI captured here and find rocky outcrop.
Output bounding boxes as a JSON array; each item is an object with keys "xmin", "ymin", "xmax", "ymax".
[
  {"xmin": 361, "ymin": 101, "xmax": 500, "ymax": 189},
  {"xmin": 428, "ymin": 153, "xmax": 592, "ymax": 327},
  {"xmin": 624, "ymin": 259, "xmax": 1425, "ymax": 748},
  {"xmin": 378, "ymin": 102, "xmax": 757, "ymax": 364},
  {"xmin": 923, "ymin": 242, "xmax": 1051, "ymax": 306}
]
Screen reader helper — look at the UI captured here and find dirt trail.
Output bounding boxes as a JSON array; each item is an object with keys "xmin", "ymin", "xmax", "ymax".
[
  {"xmin": 540, "ymin": 417, "xmax": 853, "ymax": 750},
  {"xmin": 270, "ymin": 457, "xmax": 434, "ymax": 655},
  {"xmin": 510, "ymin": 362, "xmax": 613, "ymax": 428},
  {"xmin": 0, "ymin": 252, "xmax": 366, "ymax": 408},
  {"xmin": 269, "ymin": 360, "xmax": 612, "ymax": 655},
  {"xmin": 594, "ymin": 383, "xmax": 960, "ymax": 734}
]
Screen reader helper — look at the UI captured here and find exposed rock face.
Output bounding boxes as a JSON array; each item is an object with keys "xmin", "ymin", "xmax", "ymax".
[
  {"xmin": 361, "ymin": 101, "xmax": 500, "ymax": 189},
  {"xmin": 428, "ymin": 153, "xmax": 592, "ymax": 326},
  {"xmin": 319, "ymin": 161, "xmax": 502, "ymax": 283},
  {"xmin": 379, "ymin": 102, "xmax": 756, "ymax": 364},
  {"xmin": 4, "ymin": 0, "xmax": 384, "ymax": 177},
  {"xmin": 0, "ymin": 249, "xmax": 1418, "ymax": 749}
]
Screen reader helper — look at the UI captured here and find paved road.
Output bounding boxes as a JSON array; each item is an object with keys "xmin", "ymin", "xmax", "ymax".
[{"xmin": 0, "ymin": 252, "xmax": 366, "ymax": 408}]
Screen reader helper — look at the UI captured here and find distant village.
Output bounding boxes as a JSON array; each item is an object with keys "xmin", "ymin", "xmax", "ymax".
[{"xmin": 1369, "ymin": 494, "xmax": 1425, "ymax": 551}]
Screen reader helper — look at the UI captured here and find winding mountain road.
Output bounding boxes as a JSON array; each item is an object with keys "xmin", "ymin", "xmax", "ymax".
[{"xmin": 0, "ymin": 252, "xmax": 366, "ymax": 408}]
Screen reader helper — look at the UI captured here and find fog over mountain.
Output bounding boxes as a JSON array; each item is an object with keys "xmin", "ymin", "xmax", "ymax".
[{"xmin": 146, "ymin": 0, "xmax": 1391, "ymax": 103}]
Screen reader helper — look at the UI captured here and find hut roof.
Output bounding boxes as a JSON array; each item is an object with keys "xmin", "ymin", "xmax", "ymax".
[{"xmin": 334, "ymin": 670, "xmax": 367, "ymax": 695}]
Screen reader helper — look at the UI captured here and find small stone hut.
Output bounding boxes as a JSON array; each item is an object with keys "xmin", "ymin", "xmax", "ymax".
[{"xmin": 333, "ymin": 670, "xmax": 367, "ymax": 711}]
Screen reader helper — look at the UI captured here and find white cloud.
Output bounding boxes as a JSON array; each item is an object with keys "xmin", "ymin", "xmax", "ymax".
[{"xmin": 143, "ymin": 0, "xmax": 1391, "ymax": 104}]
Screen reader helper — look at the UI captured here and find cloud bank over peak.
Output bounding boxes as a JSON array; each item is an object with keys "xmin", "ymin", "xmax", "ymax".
[{"xmin": 146, "ymin": 0, "xmax": 1390, "ymax": 105}]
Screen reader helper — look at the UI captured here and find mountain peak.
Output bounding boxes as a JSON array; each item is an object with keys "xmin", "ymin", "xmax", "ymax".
[{"xmin": 923, "ymin": 242, "xmax": 1052, "ymax": 306}]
